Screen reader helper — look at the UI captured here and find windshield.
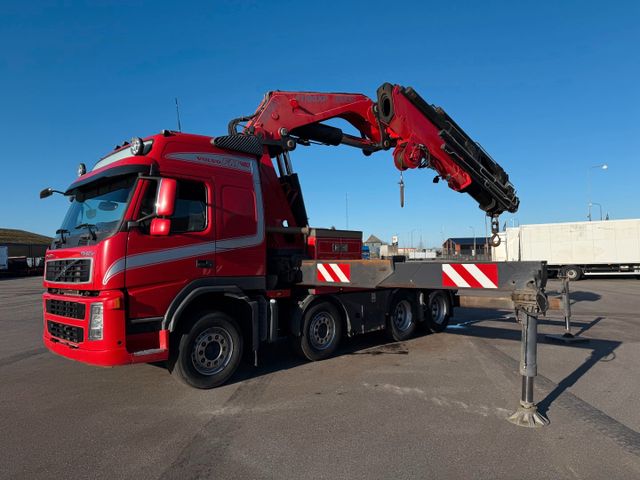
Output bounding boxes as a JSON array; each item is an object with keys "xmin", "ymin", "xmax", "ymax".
[{"xmin": 56, "ymin": 175, "xmax": 136, "ymax": 247}]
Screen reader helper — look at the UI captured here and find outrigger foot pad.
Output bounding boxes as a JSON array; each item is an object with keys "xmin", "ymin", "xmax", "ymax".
[{"xmin": 508, "ymin": 402, "xmax": 549, "ymax": 428}]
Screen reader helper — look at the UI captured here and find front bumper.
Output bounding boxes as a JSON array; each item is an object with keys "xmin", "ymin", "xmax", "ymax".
[
  {"xmin": 42, "ymin": 290, "xmax": 167, "ymax": 366},
  {"xmin": 44, "ymin": 335, "xmax": 134, "ymax": 366}
]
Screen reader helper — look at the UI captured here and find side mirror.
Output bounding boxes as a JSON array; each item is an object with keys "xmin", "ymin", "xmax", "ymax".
[
  {"xmin": 40, "ymin": 187, "xmax": 65, "ymax": 199},
  {"xmin": 150, "ymin": 218, "xmax": 171, "ymax": 236},
  {"xmin": 155, "ymin": 178, "xmax": 177, "ymax": 217}
]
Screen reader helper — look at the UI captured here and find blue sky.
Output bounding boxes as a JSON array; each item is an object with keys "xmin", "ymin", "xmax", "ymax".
[{"xmin": 1, "ymin": 0, "xmax": 638, "ymax": 247}]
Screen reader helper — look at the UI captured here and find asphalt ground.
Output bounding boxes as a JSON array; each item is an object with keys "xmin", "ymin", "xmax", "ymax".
[{"xmin": 1, "ymin": 276, "xmax": 640, "ymax": 479}]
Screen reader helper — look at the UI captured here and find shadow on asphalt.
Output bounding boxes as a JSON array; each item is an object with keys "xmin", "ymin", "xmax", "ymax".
[
  {"xmin": 445, "ymin": 314, "xmax": 621, "ymax": 419},
  {"xmin": 568, "ymin": 291, "xmax": 601, "ymax": 302},
  {"xmin": 228, "ymin": 330, "xmax": 408, "ymax": 386},
  {"xmin": 543, "ymin": 288, "xmax": 602, "ymax": 303},
  {"xmin": 151, "ymin": 306, "xmax": 621, "ymax": 422},
  {"xmin": 234, "ymin": 309, "xmax": 621, "ymax": 422}
]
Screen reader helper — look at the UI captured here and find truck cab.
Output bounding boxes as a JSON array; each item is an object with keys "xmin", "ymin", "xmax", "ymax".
[{"xmin": 42, "ymin": 132, "xmax": 275, "ymax": 372}]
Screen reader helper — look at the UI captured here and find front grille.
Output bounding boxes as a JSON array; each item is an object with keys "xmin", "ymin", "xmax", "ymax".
[
  {"xmin": 47, "ymin": 321, "xmax": 84, "ymax": 343},
  {"xmin": 46, "ymin": 299, "xmax": 86, "ymax": 320},
  {"xmin": 45, "ymin": 259, "xmax": 91, "ymax": 283}
]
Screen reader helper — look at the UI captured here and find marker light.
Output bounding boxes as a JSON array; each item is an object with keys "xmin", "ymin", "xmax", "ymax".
[
  {"xmin": 77, "ymin": 163, "xmax": 86, "ymax": 176},
  {"xmin": 130, "ymin": 137, "xmax": 144, "ymax": 156},
  {"xmin": 88, "ymin": 302, "xmax": 104, "ymax": 340}
]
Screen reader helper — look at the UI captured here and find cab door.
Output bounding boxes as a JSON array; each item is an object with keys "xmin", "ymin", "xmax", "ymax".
[{"xmin": 125, "ymin": 177, "xmax": 214, "ymax": 320}]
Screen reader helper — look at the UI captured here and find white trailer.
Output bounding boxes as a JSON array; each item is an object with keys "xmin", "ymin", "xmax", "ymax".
[
  {"xmin": 0, "ymin": 246, "xmax": 7, "ymax": 270},
  {"xmin": 492, "ymin": 219, "xmax": 640, "ymax": 280}
]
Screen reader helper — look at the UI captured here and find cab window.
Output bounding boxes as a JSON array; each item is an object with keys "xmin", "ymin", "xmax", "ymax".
[
  {"xmin": 137, "ymin": 179, "xmax": 207, "ymax": 234},
  {"xmin": 172, "ymin": 180, "xmax": 207, "ymax": 233}
]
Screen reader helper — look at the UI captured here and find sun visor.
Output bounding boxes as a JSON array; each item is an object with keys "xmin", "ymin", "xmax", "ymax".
[{"xmin": 64, "ymin": 164, "xmax": 150, "ymax": 194}]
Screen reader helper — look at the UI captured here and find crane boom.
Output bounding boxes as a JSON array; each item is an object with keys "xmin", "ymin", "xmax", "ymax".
[{"xmin": 223, "ymin": 82, "xmax": 519, "ymax": 235}]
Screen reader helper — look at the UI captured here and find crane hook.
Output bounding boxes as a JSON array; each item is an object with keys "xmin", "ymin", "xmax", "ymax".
[
  {"xmin": 490, "ymin": 215, "xmax": 501, "ymax": 247},
  {"xmin": 399, "ymin": 172, "xmax": 405, "ymax": 208}
]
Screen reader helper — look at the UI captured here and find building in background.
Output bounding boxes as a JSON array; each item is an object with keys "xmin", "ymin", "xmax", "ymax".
[
  {"xmin": 363, "ymin": 234, "xmax": 386, "ymax": 258},
  {"xmin": 0, "ymin": 228, "xmax": 51, "ymax": 275},
  {"xmin": 442, "ymin": 237, "xmax": 490, "ymax": 259}
]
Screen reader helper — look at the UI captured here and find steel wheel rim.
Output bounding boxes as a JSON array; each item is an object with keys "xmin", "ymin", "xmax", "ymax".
[
  {"xmin": 566, "ymin": 269, "xmax": 578, "ymax": 280},
  {"xmin": 393, "ymin": 300, "xmax": 413, "ymax": 332},
  {"xmin": 191, "ymin": 326, "xmax": 234, "ymax": 375},
  {"xmin": 309, "ymin": 312, "xmax": 336, "ymax": 350},
  {"xmin": 430, "ymin": 295, "xmax": 447, "ymax": 325}
]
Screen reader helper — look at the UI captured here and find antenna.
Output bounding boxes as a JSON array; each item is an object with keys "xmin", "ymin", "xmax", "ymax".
[{"xmin": 175, "ymin": 97, "xmax": 182, "ymax": 132}]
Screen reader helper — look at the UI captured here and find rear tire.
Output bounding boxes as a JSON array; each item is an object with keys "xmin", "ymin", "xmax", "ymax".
[
  {"xmin": 170, "ymin": 311, "xmax": 242, "ymax": 389},
  {"xmin": 424, "ymin": 291, "xmax": 451, "ymax": 333},
  {"xmin": 563, "ymin": 265, "xmax": 582, "ymax": 281},
  {"xmin": 294, "ymin": 301, "xmax": 342, "ymax": 361},
  {"xmin": 387, "ymin": 292, "xmax": 418, "ymax": 341}
]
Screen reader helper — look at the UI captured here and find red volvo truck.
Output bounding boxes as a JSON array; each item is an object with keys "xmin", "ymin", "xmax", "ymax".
[{"xmin": 40, "ymin": 83, "xmax": 546, "ymax": 389}]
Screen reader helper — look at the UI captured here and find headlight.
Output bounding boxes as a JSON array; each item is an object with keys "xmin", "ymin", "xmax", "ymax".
[{"xmin": 89, "ymin": 302, "xmax": 104, "ymax": 340}]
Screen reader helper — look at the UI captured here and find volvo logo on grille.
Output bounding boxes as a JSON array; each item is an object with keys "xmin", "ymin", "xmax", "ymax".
[{"xmin": 54, "ymin": 260, "xmax": 82, "ymax": 282}]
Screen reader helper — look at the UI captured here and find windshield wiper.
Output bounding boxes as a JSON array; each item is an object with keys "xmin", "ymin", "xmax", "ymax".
[
  {"xmin": 54, "ymin": 229, "xmax": 69, "ymax": 245},
  {"xmin": 74, "ymin": 223, "xmax": 97, "ymax": 241}
]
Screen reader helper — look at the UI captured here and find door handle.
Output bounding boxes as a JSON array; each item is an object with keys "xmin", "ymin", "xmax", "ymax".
[{"xmin": 196, "ymin": 259, "xmax": 213, "ymax": 268}]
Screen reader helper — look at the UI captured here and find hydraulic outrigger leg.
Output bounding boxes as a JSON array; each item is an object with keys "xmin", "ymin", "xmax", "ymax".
[{"xmin": 508, "ymin": 294, "xmax": 550, "ymax": 427}]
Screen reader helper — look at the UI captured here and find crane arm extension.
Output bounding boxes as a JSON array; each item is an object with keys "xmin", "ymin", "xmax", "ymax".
[
  {"xmin": 232, "ymin": 84, "xmax": 519, "ymax": 217},
  {"xmin": 377, "ymin": 83, "xmax": 519, "ymax": 216}
]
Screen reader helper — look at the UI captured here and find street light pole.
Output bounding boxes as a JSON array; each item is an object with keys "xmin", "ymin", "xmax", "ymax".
[
  {"xmin": 409, "ymin": 228, "xmax": 418, "ymax": 249},
  {"xmin": 587, "ymin": 164, "xmax": 608, "ymax": 221},
  {"xmin": 469, "ymin": 226, "xmax": 476, "ymax": 259},
  {"xmin": 590, "ymin": 202, "xmax": 603, "ymax": 221}
]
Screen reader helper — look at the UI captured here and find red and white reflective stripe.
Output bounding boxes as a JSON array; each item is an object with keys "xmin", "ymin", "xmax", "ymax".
[
  {"xmin": 442, "ymin": 263, "xmax": 498, "ymax": 289},
  {"xmin": 316, "ymin": 263, "xmax": 351, "ymax": 283}
]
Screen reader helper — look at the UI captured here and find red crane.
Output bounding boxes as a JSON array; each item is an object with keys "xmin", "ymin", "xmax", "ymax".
[{"xmin": 224, "ymin": 83, "xmax": 518, "ymax": 243}]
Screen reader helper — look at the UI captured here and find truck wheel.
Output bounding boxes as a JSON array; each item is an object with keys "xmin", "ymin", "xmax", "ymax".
[
  {"xmin": 294, "ymin": 301, "xmax": 343, "ymax": 361},
  {"xmin": 387, "ymin": 292, "xmax": 418, "ymax": 341},
  {"xmin": 563, "ymin": 266, "xmax": 582, "ymax": 281},
  {"xmin": 170, "ymin": 312, "xmax": 242, "ymax": 389},
  {"xmin": 424, "ymin": 291, "xmax": 451, "ymax": 333}
]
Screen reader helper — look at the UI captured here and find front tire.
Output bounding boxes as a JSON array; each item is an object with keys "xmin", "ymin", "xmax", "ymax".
[
  {"xmin": 387, "ymin": 292, "xmax": 418, "ymax": 341},
  {"xmin": 170, "ymin": 312, "xmax": 242, "ymax": 389},
  {"xmin": 294, "ymin": 301, "xmax": 342, "ymax": 361}
]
